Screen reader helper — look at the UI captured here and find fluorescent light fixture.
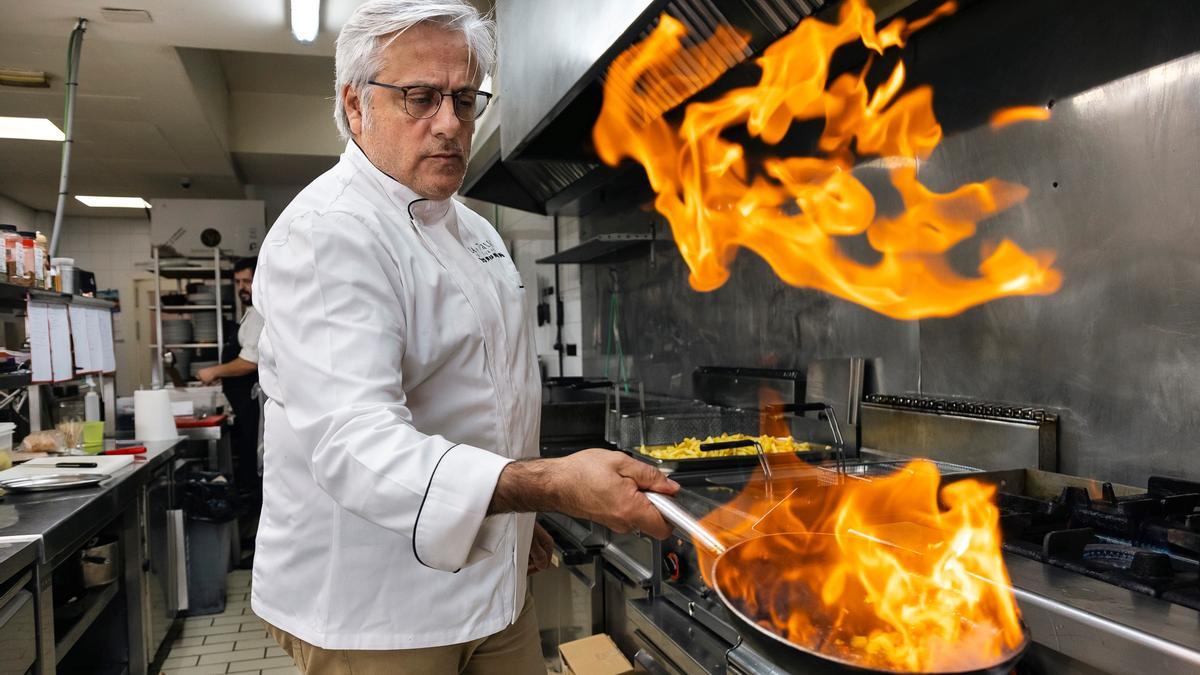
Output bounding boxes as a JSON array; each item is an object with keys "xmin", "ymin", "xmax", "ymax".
[
  {"xmin": 0, "ymin": 116, "xmax": 64, "ymax": 141},
  {"xmin": 291, "ymin": 0, "xmax": 320, "ymax": 42},
  {"xmin": 75, "ymin": 195, "xmax": 152, "ymax": 209}
]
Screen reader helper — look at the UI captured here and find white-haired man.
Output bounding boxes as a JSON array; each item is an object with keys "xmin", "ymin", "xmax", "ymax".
[{"xmin": 250, "ymin": 1, "xmax": 679, "ymax": 672}]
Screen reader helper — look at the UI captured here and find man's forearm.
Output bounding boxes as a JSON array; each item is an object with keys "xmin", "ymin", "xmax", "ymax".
[
  {"xmin": 215, "ymin": 357, "xmax": 258, "ymax": 379},
  {"xmin": 488, "ymin": 459, "xmax": 561, "ymax": 514}
]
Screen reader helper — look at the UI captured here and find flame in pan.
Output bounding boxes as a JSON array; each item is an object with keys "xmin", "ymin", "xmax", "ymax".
[
  {"xmin": 593, "ymin": 0, "xmax": 1060, "ymax": 319},
  {"xmin": 698, "ymin": 457, "xmax": 1024, "ymax": 672}
]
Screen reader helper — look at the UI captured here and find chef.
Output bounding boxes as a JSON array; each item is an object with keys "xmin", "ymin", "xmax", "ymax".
[{"xmin": 250, "ymin": 1, "xmax": 678, "ymax": 673}]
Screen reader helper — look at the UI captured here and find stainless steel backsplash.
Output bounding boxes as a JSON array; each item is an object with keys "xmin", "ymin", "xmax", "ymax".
[{"xmin": 576, "ymin": 0, "xmax": 1200, "ymax": 485}]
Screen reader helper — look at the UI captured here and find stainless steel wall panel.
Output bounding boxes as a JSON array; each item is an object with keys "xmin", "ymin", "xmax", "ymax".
[{"xmin": 575, "ymin": 0, "xmax": 1200, "ymax": 485}]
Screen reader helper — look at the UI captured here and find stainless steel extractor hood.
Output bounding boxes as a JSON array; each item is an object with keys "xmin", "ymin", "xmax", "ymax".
[{"xmin": 463, "ymin": 0, "xmax": 844, "ymax": 214}]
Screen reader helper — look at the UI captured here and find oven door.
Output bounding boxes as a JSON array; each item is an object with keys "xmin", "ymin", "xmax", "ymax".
[
  {"xmin": 533, "ymin": 515, "xmax": 604, "ymax": 670},
  {"xmin": 616, "ymin": 596, "xmax": 734, "ymax": 675}
]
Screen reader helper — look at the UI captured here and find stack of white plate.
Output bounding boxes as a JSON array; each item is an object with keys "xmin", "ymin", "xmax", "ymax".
[
  {"xmin": 192, "ymin": 313, "xmax": 218, "ymax": 344},
  {"xmin": 190, "ymin": 360, "xmax": 219, "ymax": 378},
  {"xmin": 162, "ymin": 319, "xmax": 193, "ymax": 346},
  {"xmin": 188, "ymin": 289, "xmax": 216, "ymax": 306}
]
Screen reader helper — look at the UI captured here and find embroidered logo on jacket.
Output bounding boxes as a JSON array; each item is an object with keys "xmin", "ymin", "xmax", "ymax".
[{"xmin": 467, "ymin": 240, "xmax": 508, "ymax": 264}]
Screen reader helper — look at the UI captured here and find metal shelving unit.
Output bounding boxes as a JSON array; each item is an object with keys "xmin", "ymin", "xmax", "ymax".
[{"xmin": 150, "ymin": 247, "xmax": 239, "ymax": 386}]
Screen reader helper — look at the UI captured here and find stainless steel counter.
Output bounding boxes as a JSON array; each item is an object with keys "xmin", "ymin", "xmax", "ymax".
[
  {"xmin": 0, "ymin": 439, "xmax": 182, "ymax": 570},
  {"xmin": 1007, "ymin": 553, "xmax": 1200, "ymax": 674},
  {"xmin": 0, "ymin": 538, "xmax": 37, "ymax": 587}
]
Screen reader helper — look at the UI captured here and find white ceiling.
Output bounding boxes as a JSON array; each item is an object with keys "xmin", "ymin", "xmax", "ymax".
[{"xmin": 0, "ymin": 0, "xmax": 491, "ymax": 216}]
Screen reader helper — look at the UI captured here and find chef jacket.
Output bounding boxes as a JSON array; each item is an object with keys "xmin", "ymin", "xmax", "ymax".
[
  {"xmin": 250, "ymin": 140, "xmax": 541, "ymax": 650},
  {"xmin": 236, "ymin": 306, "xmax": 264, "ymax": 363}
]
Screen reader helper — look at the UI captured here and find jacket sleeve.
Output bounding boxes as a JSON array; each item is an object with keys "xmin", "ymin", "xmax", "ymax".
[{"xmin": 255, "ymin": 211, "xmax": 513, "ymax": 572}]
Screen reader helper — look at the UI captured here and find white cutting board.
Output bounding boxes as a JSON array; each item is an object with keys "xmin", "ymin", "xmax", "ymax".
[{"xmin": 0, "ymin": 454, "xmax": 134, "ymax": 481}]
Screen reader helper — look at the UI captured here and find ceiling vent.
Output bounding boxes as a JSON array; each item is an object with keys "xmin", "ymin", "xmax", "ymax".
[{"xmin": 99, "ymin": 7, "xmax": 154, "ymax": 23}]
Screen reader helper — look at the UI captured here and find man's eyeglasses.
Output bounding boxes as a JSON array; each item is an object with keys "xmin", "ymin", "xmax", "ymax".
[{"xmin": 366, "ymin": 80, "xmax": 493, "ymax": 122}]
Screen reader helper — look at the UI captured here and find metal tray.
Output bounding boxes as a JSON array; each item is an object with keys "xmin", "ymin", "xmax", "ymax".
[
  {"xmin": 630, "ymin": 441, "xmax": 839, "ymax": 473},
  {"xmin": 0, "ymin": 473, "xmax": 109, "ymax": 493}
]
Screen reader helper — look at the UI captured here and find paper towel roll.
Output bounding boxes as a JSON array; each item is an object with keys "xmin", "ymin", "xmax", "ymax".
[{"xmin": 135, "ymin": 389, "xmax": 178, "ymax": 441}]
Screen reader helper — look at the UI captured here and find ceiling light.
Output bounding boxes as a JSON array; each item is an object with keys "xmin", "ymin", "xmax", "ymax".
[
  {"xmin": 291, "ymin": 0, "xmax": 320, "ymax": 43},
  {"xmin": 75, "ymin": 196, "xmax": 152, "ymax": 208},
  {"xmin": 99, "ymin": 7, "xmax": 154, "ymax": 23},
  {"xmin": 0, "ymin": 69, "xmax": 49, "ymax": 88},
  {"xmin": 0, "ymin": 117, "xmax": 64, "ymax": 141}
]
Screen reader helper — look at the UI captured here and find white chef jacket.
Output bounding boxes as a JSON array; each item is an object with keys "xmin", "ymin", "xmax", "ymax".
[
  {"xmin": 236, "ymin": 306, "xmax": 264, "ymax": 363},
  {"xmin": 249, "ymin": 140, "xmax": 541, "ymax": 650}
]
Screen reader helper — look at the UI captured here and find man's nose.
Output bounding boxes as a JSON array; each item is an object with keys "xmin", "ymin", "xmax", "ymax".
[{"xmin": 429, "ymin": 96, "xmax": 463, "ymax": 138}]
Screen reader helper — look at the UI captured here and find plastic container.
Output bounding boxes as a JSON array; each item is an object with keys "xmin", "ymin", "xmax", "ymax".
[
  {"xmin": 0, "ymin": 421, "xmax": 15, "ymax": 454},
  {"xmin": 13, "ymin": 233, "xmax": 35, "ymax": 287},
  {"xmin": 52, "ymin": 257, "xmax": 75, "ymax": 294},
  {"xmin": 0, "ymin": 224, "xmax": 15, "ymax": 282},
  {"xmin": 35, "ymin": 232, "xmax": 48, "ymax": 289},
  {"xmin": 0, "ymin": 421, "xmax": 14, "ymax": 471},
  {"xmin": 84, "ymin": 381, "xmax": 100, "ymax": 421}
]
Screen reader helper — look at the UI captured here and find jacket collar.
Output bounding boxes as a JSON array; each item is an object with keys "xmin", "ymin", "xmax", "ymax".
[{"xmin": 343, "ymin": 140, "xmax": 453, "ymax": 223}]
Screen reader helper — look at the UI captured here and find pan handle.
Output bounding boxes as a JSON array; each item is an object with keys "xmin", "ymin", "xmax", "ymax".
[{"xmin": 644, "ymin": 492, "xmax": 727, "ymax": 556}]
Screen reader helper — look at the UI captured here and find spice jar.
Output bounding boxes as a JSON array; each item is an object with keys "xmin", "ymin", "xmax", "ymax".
[
  {"xmin": 34, "ymin": 231, "xmax": 48, "ymax": 289},
  {"xmin": 0, "ymin": 224, "xmax": 15, "ymax": 282},
  {"xmin": 14, "ymin": 232, "xmax": 36, "ymax": 287}
]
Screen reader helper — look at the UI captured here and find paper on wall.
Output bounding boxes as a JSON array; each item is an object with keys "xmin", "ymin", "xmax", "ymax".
[
  {"xmin": 27, "ymin": 302, "xmax": 52, "ymax": 383},
  {"xmin": 68, "ymin": 305, "xmax": 94, "ymax": 373},
  {"xmin": 99, "ymin": 308, "xmax": 116, "ymax": 372},
  {"xmin": 86, "ymin": 308, "xmax": 104, "ymax": 375},
  {"xmin": 47, "ymin": 304, "xmax": 73, "ymax": 382}
]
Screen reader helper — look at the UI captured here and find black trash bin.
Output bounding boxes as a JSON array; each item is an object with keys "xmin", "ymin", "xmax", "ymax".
[{"xmin": 180, "ymin": 471, "xmax": 239, "ymax": 616}]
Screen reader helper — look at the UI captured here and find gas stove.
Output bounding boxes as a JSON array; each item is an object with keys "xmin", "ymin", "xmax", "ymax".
[
  {"xmin": 990, "ymin": 472, "xmax": 1200, "ymax": 610},
  {"xmin": 639, "ymin": 459, "xmax": 1200, "ymax": 674}
]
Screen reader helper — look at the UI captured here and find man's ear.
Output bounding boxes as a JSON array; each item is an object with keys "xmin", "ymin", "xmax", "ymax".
[{"xmin": 343, "ymin": 84, "xmax": 364, "ymax": 137}]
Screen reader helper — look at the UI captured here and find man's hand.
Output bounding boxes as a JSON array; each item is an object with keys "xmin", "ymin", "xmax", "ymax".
[
  {"xmin": 490, "ymin": 449, "xmax": 681, "ymax": 540},
  {"xmin": 196, "ymin": 366, "xmax": 220, "ymax": 385},
  {"xmin": 528, "ymin": 522, "xmax": 555, "ymax": 575}
]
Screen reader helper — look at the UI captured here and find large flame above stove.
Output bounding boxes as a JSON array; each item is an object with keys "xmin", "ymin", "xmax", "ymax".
[
  {"xmin": 593, "ymin": 0, "xmax": 1061, "ymax": 319},
  {"xmin": 701, "ymin": 457, "xmax": 1024, "ymax": 672}
]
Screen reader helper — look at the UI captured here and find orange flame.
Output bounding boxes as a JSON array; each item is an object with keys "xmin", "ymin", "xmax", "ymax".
[
  {"xmin": 700, "ymin": 457, "xmax": 1024, "ymax": 672},
  {"xmin": 594, "ymin": 0, "xmax": 1061, "ymax": 319},
  {"xmin": 990, "ymin": 105, "xmax": 1053, "ymax": 129}
]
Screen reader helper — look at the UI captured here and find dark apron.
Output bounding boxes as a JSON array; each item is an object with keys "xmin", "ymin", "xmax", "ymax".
[{"xmin": 222, "ymin": 316, "xmax": 261, "ymax": 494}]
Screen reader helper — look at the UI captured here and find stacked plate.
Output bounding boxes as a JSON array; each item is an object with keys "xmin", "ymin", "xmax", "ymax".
[
  {"xmin": 162, "ymin": 319, "xmax": 193, "ymax": 346},
  {"xmin": 192, "ymin": 313, "xmax": 218, "ymax": 344},
  {"xmin": 188, "ymin": 288, "xmax": 216, "ymax": 306}
]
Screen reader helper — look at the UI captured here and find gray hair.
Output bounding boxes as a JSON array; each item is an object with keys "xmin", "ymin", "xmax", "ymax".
[{"xmin": 333, "ymin": 0, "xmax": 496, "ymax": 140}]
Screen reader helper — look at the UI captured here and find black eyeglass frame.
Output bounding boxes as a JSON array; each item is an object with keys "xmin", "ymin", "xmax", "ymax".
[{"xmin": 366, "ymin": 80, "xmax": 493, "ymax": 122}]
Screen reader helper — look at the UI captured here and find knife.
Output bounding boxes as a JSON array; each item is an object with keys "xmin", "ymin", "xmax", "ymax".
[{"xmin": 53, "ymin": 462, "xmax": 98, "ymax": 468}]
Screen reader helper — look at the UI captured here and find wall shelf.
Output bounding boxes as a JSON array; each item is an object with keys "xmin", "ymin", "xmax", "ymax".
[
  {"xmin": 149, "ymin": 305, "xmax": 224, "ymax": 312},
  {"xmin": 0, "ymin": 371, "xmax": 31, "ymax": 389},
  {"xmin": 536, "ymin": 233, "xmax": 662, "ymax": 265}
]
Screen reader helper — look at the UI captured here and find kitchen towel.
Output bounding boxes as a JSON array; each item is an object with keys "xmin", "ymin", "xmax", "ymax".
[{"xmin": 134, "ymin": 389, "xmax": 179, "ymax": 441}]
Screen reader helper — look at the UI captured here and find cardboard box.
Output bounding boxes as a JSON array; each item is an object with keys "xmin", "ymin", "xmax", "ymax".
[{"xmin": 559, "ymin": 634, "xmax": 635, "ymax": 675}]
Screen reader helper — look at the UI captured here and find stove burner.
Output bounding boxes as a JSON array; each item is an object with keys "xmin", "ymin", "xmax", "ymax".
[{"xmin": 998, "ymin": 474, "xmax": 1200, "ymax": 610}]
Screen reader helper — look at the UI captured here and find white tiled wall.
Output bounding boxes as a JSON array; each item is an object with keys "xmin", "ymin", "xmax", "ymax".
[
  {"xmin": 463, "ymin": 200, "xmax": 584, "ymax": 378},
  {"xmin": 56, "ymin": 216, "xmax": 154, "ymax": 395}
]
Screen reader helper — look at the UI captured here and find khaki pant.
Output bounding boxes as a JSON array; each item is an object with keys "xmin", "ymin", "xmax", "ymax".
[{"xmin": 265, "ymin": 593, "xmax": 544, "ymax": 675}]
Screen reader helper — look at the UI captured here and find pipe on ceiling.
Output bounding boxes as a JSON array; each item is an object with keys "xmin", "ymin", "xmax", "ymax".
[{"xmin": 49, "ymin": 17, "xmax": 87, "ymax": 257}]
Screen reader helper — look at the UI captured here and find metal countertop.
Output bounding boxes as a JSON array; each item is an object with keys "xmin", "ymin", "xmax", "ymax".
[{"xmin": 0, "ymin": 438, "xmax": 182, "ymax": 570}]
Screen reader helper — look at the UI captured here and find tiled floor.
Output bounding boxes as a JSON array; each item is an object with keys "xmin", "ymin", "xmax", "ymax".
[{"xmin": 158, "ymin": 569, "xmax": 299, "ymax": 675}]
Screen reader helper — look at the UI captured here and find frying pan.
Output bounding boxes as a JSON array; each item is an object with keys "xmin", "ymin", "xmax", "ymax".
[{"xmin": 646, "ymin": 493, "xmax": 1029, "ymax": 674}]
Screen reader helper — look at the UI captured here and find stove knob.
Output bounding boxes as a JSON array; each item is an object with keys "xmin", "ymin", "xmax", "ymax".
[{"xmin": 662, "ymin": 551, "xmax": 682, "ymax": 582}]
